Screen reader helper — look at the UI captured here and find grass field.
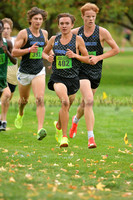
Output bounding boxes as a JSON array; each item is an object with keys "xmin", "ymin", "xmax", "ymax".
[{"xmin": 0, "ymin": 52, "xmax": 133, "ymax": 200}]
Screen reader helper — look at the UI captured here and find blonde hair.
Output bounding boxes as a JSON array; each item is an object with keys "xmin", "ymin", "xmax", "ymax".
[
  {"xmin": 80, "ymin": 3, "xmax": 99, "ymax": 16},
  {"xmin": 2, "ymin": 18, "xmax": 13, "ymax": 29}
]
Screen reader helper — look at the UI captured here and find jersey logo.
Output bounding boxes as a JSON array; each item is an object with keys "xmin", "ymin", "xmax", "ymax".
[
  {"xmin": 55, "ymin": 41, "xmax": 59, "ymax": 46},
  {"xmin": 79, "ymin": 34, "xmax": 83, "ymax": 37},
  {"xmin": 29, "ymin": 34, "xmax": 33, "ymax": 38},
  {"xmin": 85, "ymin": 42, "xmax": 97, "ymax": 46},
  {"xmin": 30, "ymin": 41, "xmax": 45, "ymax": 46},
  {"xmin": 54, "ymin": 49, "xmax": 66, "ymax": 55}
]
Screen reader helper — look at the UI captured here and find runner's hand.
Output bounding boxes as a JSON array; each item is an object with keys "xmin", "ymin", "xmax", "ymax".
[
  {"xmin": 66, "ymin": 49, "xmax": 75, "ymax": 58},
  {"xmin": 48, "ymin": 54, "xmax": 54, "ymax": 63},
  {"xmin": 30, "ymin": 42, "xmax": 38, "ymax": 53}
]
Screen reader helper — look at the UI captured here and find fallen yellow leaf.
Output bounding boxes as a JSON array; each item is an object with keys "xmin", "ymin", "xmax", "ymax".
[
  {"xmin": 2, "ymin": 149, "xmax": 8, "ymax": 153},
  {"xmin": 124, "ymin": 133, "xmax": 128, "ymax": 144},
  {"xmin": 96, "ymin": 182, "xmax": 105, "ymax": 191},
  {"xmin": 25, "ymin": 174, "xmax": 33, "ymax": 180},
  {"xmin": 9, "ymin": 177, "xmax": 15, "ymax": 182},
  {"xmin": 68, "ymin": 163, "xmax": 74, "ymax": 167},
  {"xmin": 103, "ymin": 92, "xmax": 107, "ymax": 100},
  {"xmin": 112, "ymin": 174, "xmax": 120, "ymax": 179},
  {"xmin": 0, "ymin": 166, "xmax": 6, "ymax": 172},
  {"xmin": 60, "ymin": 168, "xmax": 67, "ymax": 172}
]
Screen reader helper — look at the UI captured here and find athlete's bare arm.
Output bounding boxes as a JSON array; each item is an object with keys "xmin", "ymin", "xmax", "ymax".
[
  {"xmin": 43, "ymin": 36, "xmax": 55, "ymax": 63},
  {"xmin": 66, "ymin": 36, "xmax": 90, "ymax": 64},
  {"xmin": 89, "ymin": 27, "xmax": 119, "ymax": 65},
  {"xmin": 99, "ymin": 27, "xmax": 119, "ymax": 58},
  {"xmin": 2, "ymin": 39, "xmax": 17, "ymax": 64},
  {"xmin": 42, "ymin": 29, "xmax": 48, "ymax": 46},
  {"xmin": 12, "ymin": 29, "xmax": 38, "ymax": 57}
]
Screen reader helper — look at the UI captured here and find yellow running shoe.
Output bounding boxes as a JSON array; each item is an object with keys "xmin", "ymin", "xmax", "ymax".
[
  {"xmin": 14, "ymin": 113, "xmax": 24, "ymax": 129},
  {"xmin": 54, "ymin": 121, "xmax": 63, "ymax": 143},
  {"xmin": 60, "ymin": 137, "xmax": 69, "ymax": 148},
  {"xmin": 37, "ymin": 128, "xmax": 47, "ymax": 140}
]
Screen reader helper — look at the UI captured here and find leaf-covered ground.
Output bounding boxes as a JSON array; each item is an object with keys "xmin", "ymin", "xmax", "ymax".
[{"xmin": 0, "ymin": 105, "xmax": 133, "ymax": 200}]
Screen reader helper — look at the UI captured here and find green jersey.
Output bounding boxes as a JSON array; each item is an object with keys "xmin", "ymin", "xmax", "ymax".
[{"xmin": 0, "ymin": 38, "xmax": 8, "ymax": 90}]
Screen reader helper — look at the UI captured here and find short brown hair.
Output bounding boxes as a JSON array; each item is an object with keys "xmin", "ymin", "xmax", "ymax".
[
  {"xmin": 27, "ymin": 7, "xmax": 48, "ymax": 25},
  {"xmin": 57, "ymin": 13, "xmax": 75, "ymax": 25},
  {"xmin": 80, "ymin": 3, "xmax": 99, "ymax": 16},
  {"xmin": 0, "ymin": 20, "xmax": 4, "ymax": 28},
  {"xmin": 2, "ymin": 18, "xmax": 13, "ymax": 29}
]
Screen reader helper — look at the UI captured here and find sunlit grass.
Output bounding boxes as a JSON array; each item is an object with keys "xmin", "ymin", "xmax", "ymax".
[{"xmin": 0, "ymin": 51, "xmax": 133, "ymax": 199}]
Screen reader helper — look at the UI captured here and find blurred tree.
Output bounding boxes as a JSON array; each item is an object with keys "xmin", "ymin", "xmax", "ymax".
[
  {"xmin": 98, "ymin": 0, "xmax": 133, "ymax": 30},
  {"xmin": 0, "ymin": 0, "xmax": 132, "ymax": 37}
]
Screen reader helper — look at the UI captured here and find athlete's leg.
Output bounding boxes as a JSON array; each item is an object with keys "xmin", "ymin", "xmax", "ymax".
[
  {"xmin": 80, "ymin": 79, "xmax": 97, "ymax": 131},
  {"xmin": 54, "ymin": 83, "xmax": 70, "ymax": 137},
  {"xmin": 76, "ymin": 98, "xmax": 85, "ymax": 120},
  {"xmin": 1, "ymin": 86, "xmax": 11, "ymax": 121},
  {"xmin": 32, "ymin": 74, "xmax": 45, "ymax": 131},
  {"xmin": 18, "ymin": 82, "xmax": 30, "ymax": 116},
  {"xmin": 56, "ymin": 94, "xmax": 75, "ymax": 130},
  {"xmin": 69, "ymin": 94, "xmax": 76, "ymax": 108}
]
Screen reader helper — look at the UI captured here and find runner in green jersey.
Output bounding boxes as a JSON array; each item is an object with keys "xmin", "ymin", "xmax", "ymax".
[{"xmin": 0, "ymin": 20, "xmax": 17, "ymax": 131}]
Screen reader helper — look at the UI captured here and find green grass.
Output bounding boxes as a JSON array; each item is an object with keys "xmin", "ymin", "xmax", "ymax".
[{"xmin": 0, "ymin": 51, "xmax": 133, "ymax": 200}]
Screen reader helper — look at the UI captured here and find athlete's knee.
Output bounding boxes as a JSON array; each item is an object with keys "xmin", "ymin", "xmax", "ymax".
[
  {"xmin": 61, "ymin": 99, "xmax": 69, "ymax": 110},
  {"xmin": 4, "ymin": 93, "xmax": 11, "ymax": 101},
  {"xmin": 1, "ymin": 90, "xmax": 11, "ymax": 103},
  {"xmin": 36, "ymin": 96, "xmax": 44, "ymax": 106},
  {"xmin": 19, "ymin": 98, "xmax": 28, "ymax": 106},
  {"xmin": 84, "ymin": 97, "xmax": 94, "ymax": 107}
]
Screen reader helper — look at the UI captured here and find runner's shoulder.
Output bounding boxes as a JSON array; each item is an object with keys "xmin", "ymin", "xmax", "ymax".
[{"xmin": 72, "ymin": 27, "xmax": 80, "ymax": 35}]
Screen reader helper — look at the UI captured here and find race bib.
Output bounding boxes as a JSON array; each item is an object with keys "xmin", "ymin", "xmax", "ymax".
[
  {"xmin": 56, "ymin": 56, "xmax": 72, "ymax": 69},
  {"xmin": 8, "ymin": 58, "xmax": 14, "ymax": 66},
  {"xmin": 0, "ymin": 54, "xmax": 5, "ymax": 65},
  {"xmin": 88, "ymin": 51, "xmax": 96, "ymax": 56},
  {"xmin": 30, "ymin": 47, "xmax": 43, "ymax": 59}
]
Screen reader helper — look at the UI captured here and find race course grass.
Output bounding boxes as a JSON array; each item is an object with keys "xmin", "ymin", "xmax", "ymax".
[{"xmin": 0, "ymin": 51, "xmax": 133, "ymax": 200}]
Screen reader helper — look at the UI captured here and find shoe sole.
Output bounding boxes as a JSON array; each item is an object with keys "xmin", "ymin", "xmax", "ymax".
[
  {"xmin": 60, "ymin": 143, "xmax": 68, "ymax": 148},
  {"xmin": 37, "ymin": 129, "xmax": 47, "ymax": 140},
  {"xmin": 14, "ymin": 119, "xmax": 22, "ymax": 129},
  {"xmin": 69, "ymin": 131, "xmax": 76, "ymax": 138},
  {"xmin": 0, "ymin": 128, "xmax": 6, "ymax": 131},
  {"xmin": 14, "ymin": 114, "xmax": 23, "ymax": 129},
  {"xmin": 88, "ymin": 144, "xmax": 97, "ymax": 149},
  {"xmin": 54, "ymin": 121, "xmax": 63, "ymax": 143}
]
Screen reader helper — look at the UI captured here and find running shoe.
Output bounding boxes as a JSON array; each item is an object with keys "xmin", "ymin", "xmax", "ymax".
[
  {"xmin": 37, "ymin": 128, "xmax": 47, "ymax": 140},
  {"xmin": 14, "ymin": 113, "xmax": 24, "ymax": 129},
  {"xmin": 54, "ymin": 121, "xmax": 63, "ymax": 143},
  {"xmin": 0, "ymin": 122, "xmax": 7, "ymax": 131},
  {"xmin": 69, "ymin": 116, "xmax": 78, "ymax": 138},
  {"xmin": 60, "ymin": 137, "xmax": 69, "ymax": 148},
  {"xmin": 88, "ymin": 137, "xmax": 97, "ymax": 149}
]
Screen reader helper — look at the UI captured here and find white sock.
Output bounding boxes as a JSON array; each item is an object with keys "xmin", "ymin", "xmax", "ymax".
[
  {"xmin": 2, "ymin": 121, "xmax": 7, "ymax": 124},
  {"xmin": 88, "ymin": 131, "xmax": 94, "ymax": 139},
  {"xmin": 73, "ymin": 115, "xmax": 79, "ymax": 124}
]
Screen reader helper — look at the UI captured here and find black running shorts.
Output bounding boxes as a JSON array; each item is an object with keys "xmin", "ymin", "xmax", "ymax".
[
  {"xmin": 48, "ymin": 74, "xmax": 80, "ymax": 95},
  {"xmin": 79, "ymin": 72, "xmax": 101, "ymax": 89}
]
